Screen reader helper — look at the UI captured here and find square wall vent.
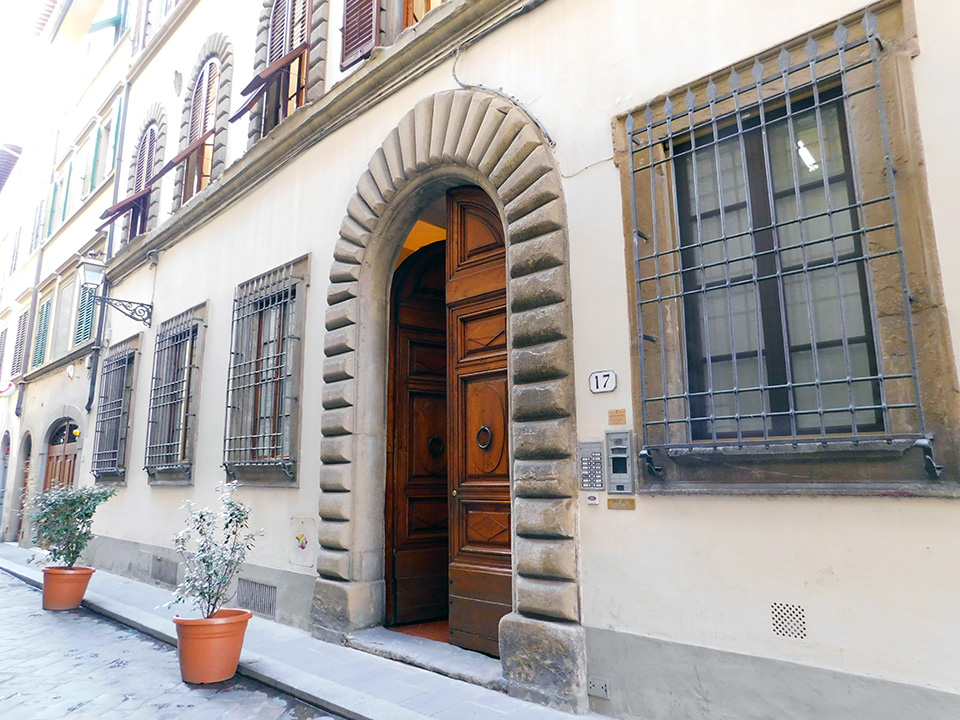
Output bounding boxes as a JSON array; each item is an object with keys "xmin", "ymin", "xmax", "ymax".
[{"xmin": 771, "ymin": 602, "xmax": 807, "ymax": 639}]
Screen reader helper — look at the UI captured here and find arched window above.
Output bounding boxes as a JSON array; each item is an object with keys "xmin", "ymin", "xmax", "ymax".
[
  {"xmin": 127, "ymin": 125, "xmax": 158, "ymax": 241},
  {"xmin": 183, "ymin": 58, "xmax": 220, "ymax": 203},
  {"xmin": 233, "ymin": 0, "xmax": 309, "ymax": 136}
]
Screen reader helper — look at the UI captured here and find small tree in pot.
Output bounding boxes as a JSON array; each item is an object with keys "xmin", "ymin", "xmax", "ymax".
[
  {"xmin": 29, "ymin": 485, "xmax": 115, "ymax": 610},
  {"xmin": 168, "ymin": 481, "xmax": 261, "ymax": 684}
]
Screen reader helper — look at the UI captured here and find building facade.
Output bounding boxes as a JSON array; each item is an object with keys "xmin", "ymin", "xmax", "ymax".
[{"xmin": 1, "ymin": 0, "xmax": 959, "ymax": 717}]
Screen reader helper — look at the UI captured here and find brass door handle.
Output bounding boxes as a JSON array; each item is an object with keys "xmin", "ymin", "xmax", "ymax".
[{"xmin": 452, "ymin": 489, "xmax": 458, "ymax": 497}]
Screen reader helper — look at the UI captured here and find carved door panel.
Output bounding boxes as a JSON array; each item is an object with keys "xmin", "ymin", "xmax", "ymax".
[
  {"xmin": 447, "ymin": 187, "xmax": 511, "ymax": 657},
  {"xmin": 386, "ymin": 243, "xmax": 449, "ymax": 625},
  {"xmin": 45, "ymin": 421, "xmax": 78, "ymax": 491}
]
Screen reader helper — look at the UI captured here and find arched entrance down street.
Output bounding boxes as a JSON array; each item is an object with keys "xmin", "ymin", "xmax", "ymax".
[
  {"xmin": 314, "ymin": 89, "xmax": 588, "ymax": 710},
  {"xmin": 44, "ymin": 419, "xmax": 79, "ymax": 490},
  {"xmin": 14, "ymin": 434, "xmax": 32, "ymax": 542},
  {"xmin": 385, "ymin": 188, "xmax": 511, "ymax": 656}
]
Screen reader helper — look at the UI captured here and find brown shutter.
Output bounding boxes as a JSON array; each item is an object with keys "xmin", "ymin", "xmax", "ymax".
[
  {"xmin": 268, "ymin": 0, "xmax": 289, "ymax": 63},
  {"xmin": 292, "ymin": 0, "xmax": 308, "ymax": 48},
  {"xmin": 204, "ymin": 61, "xmax": 220, "ymax": 133},
  {"xmin": 146, "ymin": 127, "xmax": 157, "ymax": 180},
  {"xmin": 341, "ymin": 0, "xmax": 378, "ymax": 70},
  {"xmin": 188, "ymin": 65, "xmax": 207, "ymax": 142},
  {"xmin": 134, "ymin": 133, "xmax": 148, "ymax": 191}
]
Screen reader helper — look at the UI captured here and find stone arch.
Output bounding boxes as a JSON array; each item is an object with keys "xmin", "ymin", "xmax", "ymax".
[
  {"xmin": 172, "ymin": 33, "xmax": 233, "ymax": 212},
  {"xmin": 246, "ymin": 0, "xmax": 329, "ymax": 149},
  {"xmin": 315, "ymin": 88, "xmax": 585, "ymax": 710},
  {"xmin": 122, "ymin": 103, "xmax": 167, "ymax": 240}
]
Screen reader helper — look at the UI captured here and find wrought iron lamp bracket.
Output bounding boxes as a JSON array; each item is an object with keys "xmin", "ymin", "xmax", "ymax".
[{"xmin": 95, "ymin": 295, "xmax": 153, "ymax": 327}]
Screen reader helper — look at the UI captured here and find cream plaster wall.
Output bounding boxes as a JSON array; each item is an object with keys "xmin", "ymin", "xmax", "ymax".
[{"xmin": 77, "ymin": 0, "xmax": 960, "ymax": 696}]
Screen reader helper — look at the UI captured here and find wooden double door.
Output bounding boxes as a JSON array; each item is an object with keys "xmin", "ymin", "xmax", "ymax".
[
  {"xmin": 386, "ymin": 187, "xmax": 511, "ymax": 656},
  {"xmin": 44, "ymin": 420, "xmax": 79, "ymax": 491}
]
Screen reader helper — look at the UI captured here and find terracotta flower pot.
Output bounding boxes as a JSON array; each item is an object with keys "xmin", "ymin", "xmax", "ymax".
[
  {"xmin": 173, "ymin": 609, "xmax": 252, "ymax": 684},
  {"xmin": 42, "ymin": 566, "xmax": 95, "ymax": 610}
]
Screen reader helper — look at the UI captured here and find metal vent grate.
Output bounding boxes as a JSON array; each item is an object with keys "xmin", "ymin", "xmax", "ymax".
[
  {"xmin": 771, "ymin": 602, "xmax": 806, "ymax": 639},
  {"xmin": 237, "ymin": 578, "xmax": 277, "ymax": 618},
  {"xmin": 151, "ymin": 556, "xmax": 178, "ymax": 587}
]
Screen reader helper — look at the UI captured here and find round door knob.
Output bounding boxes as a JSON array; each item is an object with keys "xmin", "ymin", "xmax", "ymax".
[
  {"xmin": 427, "ymin": 435, "xmax": 444, "ymax": 458},
  {"xmin": 452, "ymin": 489, "xmax": 458, "ymax": 497}
]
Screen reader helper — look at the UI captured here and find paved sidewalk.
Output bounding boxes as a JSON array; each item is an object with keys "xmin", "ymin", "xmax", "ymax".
[
  {"xmin": 0, "ymin": 544, "xmax": 603, "ymax": 720},
  {"xmin": 0, "ymin": 572, "xmax": 338, "ymax": 720}
]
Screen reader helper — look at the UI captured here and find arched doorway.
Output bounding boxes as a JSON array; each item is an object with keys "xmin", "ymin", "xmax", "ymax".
[
  {"xmin": 316, "ymin": 89, "xmax": 587, "ymax": 709},
  {"xmin": 44, "ymin": 419, "xmax": 79, "ymax": 490},
  {"xmin": 15, "ymin": 434, "xmax": 31, "ymax": 542},
  {"xmin": 385, "ymin": 188, "xmax": 511, "ymax": 656}
]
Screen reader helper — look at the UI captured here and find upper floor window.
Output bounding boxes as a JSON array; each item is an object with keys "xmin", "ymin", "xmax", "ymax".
[
  {"xmin": 31, "ymin": 296, "xmax": 52, "ymax": 369},
  {"xmin": 624, "ymin": 8, "xmax": 951, "ymax": 482},
  {"xmin": 340, "ymin": 0, "xmax": 448, "ymax": 70},
  {"xmin": 182, "ymin": 58, "xmax": 220, "ymax": 203},
  {"xmin": 145, "ymin": 307, "xmax": 205, "ymax": 480},
  {"xmin": 10, "ymin": 310, "xmax": 27, "ymax": 377},
  {"xmin": 132, "ymin": 0, "xmax": 183, "ymax": 54},
  {"xmin": 223, "ymin": 259, "xmax": 306, "ymax": 482},
  {"xmin": 403, "ymin": 0, "xmax": 447, "ymax": 29},
  {"xmin": 92, "ymin": 337, "xmax": 139, "ymax": 479},
  {"xmin": 128, "ymin": 125, "xmax": 158, "ymax": 241}
]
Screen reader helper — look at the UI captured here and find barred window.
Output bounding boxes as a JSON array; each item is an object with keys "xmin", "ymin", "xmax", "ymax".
[
  {"xmin": 223, "ymin": 260, "xmax": 305, "ymax": 480},
  {"xmin": 145, "ymin": 308, "xmax": 204, "ymax": 479},
  {"xmin": 626, "ymin": 10, "xmax": 939, "ymax": 474},
  {"xmin": 92, "ymin": 338, "xmax": 138, "ymax": 478}
]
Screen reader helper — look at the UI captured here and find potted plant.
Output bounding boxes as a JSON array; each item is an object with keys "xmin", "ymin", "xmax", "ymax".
[
  {"xmin": 29, "ymin": 484, "xmax": 115, "ymax": 610},
  {"xmin": 168, "ymin": 481, "xmax": 261, "ymax": 684}
]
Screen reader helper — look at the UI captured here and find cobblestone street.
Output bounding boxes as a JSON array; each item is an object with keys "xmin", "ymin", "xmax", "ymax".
[{"xmin": 0, "ymin": 572, "xmax": 339, "ymax": 720}]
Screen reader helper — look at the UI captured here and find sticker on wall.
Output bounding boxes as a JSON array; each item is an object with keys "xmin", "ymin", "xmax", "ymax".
[
  {"xmin": 295, "ymin": 533, "xmax": 308, "ymax": 550},
  {"xmin": 608, "ymin": 408, "xmax": 627, "ymax": 425},
  {"xmin": 289, "ymin": 517, "xmax": 315, "ymax": 568}
]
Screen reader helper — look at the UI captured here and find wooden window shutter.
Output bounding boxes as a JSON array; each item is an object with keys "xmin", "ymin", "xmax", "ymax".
[
  {"xmin": 0, "ymin": 328, "xmax": 7, "ymax": 380},
  {"xmin": 134, "ymin": 126, "xmax": 157, "ymax": 192},
  {"xmin": 341, "ymin": 0, "xmax": 378, "ymax": 70},
  {"xmin": 11, "ymin": 311, "xmax": 27, "ymax": 376},
  {"xmin": 75, "ymin": 286, "xmax": 96, "ymax": 345},
  {"xmin": 204, "ymin": 62, "xmax": 219, "ymax": 132},
  {"xmin": 292, "ymin": 0, "xmax": 308, "ymax": 48},
  {"xmin": 188, "ymin": 64, "xmax": 208, "ymax": 142},
  {"xmin": 32, "ymin": 299, "xmax": 51, "ymax": 368},
  {"xmin": 269, "ymin": 0, "xmax": 290, "ymax": 63},
  {"xmin": 9, "ymin": 228, "xmax": 20, "ymax": 275}
]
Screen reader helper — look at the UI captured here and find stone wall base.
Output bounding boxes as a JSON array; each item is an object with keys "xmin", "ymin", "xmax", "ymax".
[
  {"xmin": 310, "ymin": 576, "xmax": 384, "ymax": 638},
  {"xmin": 499, "ymin": 612, "xmax": 589, "ymax": 713}
]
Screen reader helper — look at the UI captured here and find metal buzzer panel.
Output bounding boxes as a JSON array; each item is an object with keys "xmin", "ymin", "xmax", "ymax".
[{"xmin": 578, "ymin": 441, "xmax": 604, "ymax": 490}]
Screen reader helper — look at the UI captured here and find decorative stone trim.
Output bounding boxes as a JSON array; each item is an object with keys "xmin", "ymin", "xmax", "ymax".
[
  {"xmin": 306, "ymin": 0, "xmax": 329, "ymax": 102},
  {"xmin": 315, "ymin": 88, "xmax": 586, "ymax": 711},
  {"xmin": 122, "ymin": 104, "xmax": 167, "ymax": 240},
  {"xmin": 172, "ymin": 33, "xmax": 233, "ymax": 212}
]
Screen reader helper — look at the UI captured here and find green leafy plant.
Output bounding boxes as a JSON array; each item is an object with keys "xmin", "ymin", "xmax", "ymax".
[
  {"xmin": 169, "ymin": 481, "xmax": 261, "ymax": 618},
  {"xmin": 30, "ymin": 485, "xmax": 115, "ymax": 568}
]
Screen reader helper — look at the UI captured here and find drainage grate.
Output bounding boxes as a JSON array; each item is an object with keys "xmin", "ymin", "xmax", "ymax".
[
  {"xmin": 771, "ymin": 602, "xmax": 807, "ymax": 639},
  {"xmin": 237, "ymin": 578, "xmax": 277, "ymax": 618},
  {"xmin": 151, "ymin": 556, "xmax": 178, "ymax": 587}
]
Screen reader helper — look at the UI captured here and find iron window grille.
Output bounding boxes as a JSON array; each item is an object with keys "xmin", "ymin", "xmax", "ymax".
[
  {"xmin": 223, "ymin": 261, "xmax": 303, "ymax": 478},
  {"xmin": 145, "ymin": 308, "xmax": 203, "ymax": 478},
  {"xmin": 92, "ymin": 338, "xmax": 137, "ymax": 478},
  {"xmin": 627, "ymin": 11, "xmax": 931, "ymax": 466}
]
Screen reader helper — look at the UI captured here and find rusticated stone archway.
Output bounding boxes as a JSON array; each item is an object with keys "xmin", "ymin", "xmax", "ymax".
[{"xmin": 314, "ymin": 89, "xmax": 586, "ymax": 711}]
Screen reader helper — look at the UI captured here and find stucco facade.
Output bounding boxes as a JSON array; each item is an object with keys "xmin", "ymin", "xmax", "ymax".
[{"xmin": 2, "ymin": 0, "xmax": 959, "ymax": 717}]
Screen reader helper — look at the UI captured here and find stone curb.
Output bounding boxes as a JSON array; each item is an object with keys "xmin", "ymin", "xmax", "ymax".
[{"xmin": 0, "ymin": 559, "xmax": 430, "ymax": 720}]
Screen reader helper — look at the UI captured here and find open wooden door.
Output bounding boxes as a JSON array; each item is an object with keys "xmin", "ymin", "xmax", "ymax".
[
  {"xmin": 44, "ymin": 421, "xmax": 79, "ymax": 491},
  {"xmin": 446, "ymin": 187, "xmax": 511, "ymax": 656},
  {"xmin": 386, "ymin": 243, "xmax": 449, "ymax": 625}
]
